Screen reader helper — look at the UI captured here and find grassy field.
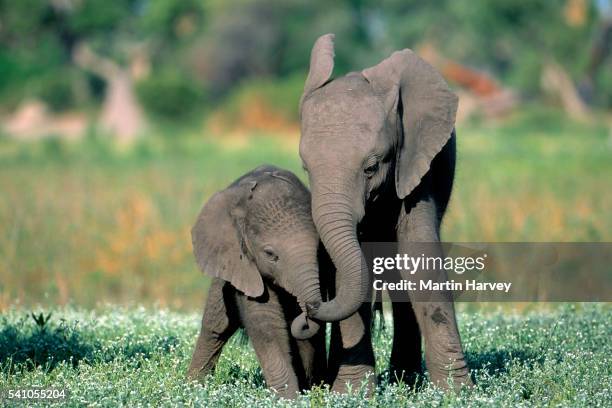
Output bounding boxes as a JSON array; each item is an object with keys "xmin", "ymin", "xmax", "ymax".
[
  {"xmin": 1, "ymin": 108, "xmax": 610, "ymax": 310},
  {"xmin": 0, "ymin": 304, "xmax": 610, "ymax": 407}
]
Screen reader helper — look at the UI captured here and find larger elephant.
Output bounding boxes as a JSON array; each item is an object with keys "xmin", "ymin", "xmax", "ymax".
[{"xmin": 291, "ymin": 34, "xmax": 472, "ymax": 390}]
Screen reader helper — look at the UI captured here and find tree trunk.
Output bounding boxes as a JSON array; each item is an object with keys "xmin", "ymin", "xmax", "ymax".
[{"xmin": 73, "ymin": 43, "xmax": 145, "ymax": 143}]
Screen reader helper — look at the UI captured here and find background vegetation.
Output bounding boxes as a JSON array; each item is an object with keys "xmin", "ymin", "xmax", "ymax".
[
  {"xmin": 1, "ymin": 109, "xmax": 610, "ymax": 309},
  {"xmin": 0, "ymin": 0, "xmax": 611, "ymax": 123}
]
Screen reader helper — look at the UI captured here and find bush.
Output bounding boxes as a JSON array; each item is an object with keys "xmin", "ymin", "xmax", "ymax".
[
  {"xmin": 0, "ymin": 312, "xmax": 94, "ymax": 371},
  {"xmin": 136, "ymin": 71, "xmax": 205, "ymax": 120},
  {"xmin": 0, "ymin": 52, "xmax": 76, "ymax": 112},
  {"xmin": 209, "ymin": 73, "xmax": 304, "ymax": 132},
  {"xmin": 31, "ymin": 71, "xmax": 75, "ymax": 112}
]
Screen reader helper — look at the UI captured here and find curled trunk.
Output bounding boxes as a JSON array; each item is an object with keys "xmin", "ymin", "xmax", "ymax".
[
  {"xmin": 306, "ymin": 192, "xmax": 369, "ymax": 322},
  {"xmin": 287, "ymin": 251, "xmax": 323, "ymax": 339}
]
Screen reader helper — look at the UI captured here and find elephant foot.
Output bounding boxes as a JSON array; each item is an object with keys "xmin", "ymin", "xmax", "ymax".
[
  {"xmin": 186, "ymin": 369, "xmax": 200, "ymax": 384},
  {"xmin": 268, "ymin": 379, "xmax": 300, "ymax": 400},
  {"xmin": 419, "ymin": 303, "xmax": 473, "ymax": 391},
  {"xmin": 331, "ymin": 364, "xmax": 376, "ymax": 396},
  {"xmin": 427, "ymin": 358, "xmax": 473, "ymax": 391}
]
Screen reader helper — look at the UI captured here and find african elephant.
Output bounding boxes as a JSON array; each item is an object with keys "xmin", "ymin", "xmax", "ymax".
[
  {"xmin": 186, "ymin": 166, "xmax": 326, "ymax": 399},
  {"xmin": 291, "ymin": 34, "xmax": 472, "ymax": 391}
]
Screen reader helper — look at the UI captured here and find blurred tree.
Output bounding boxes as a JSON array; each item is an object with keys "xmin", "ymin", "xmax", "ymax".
[
  {"xmin": 0, "ymin": 0, "xmax": 207, "ymax": 133},
  {"xmin": 73, "ymin": 42, "xmax": 145, "ymax": 142},
  {"xmin": 0, "ymin": 0, "xmax": 610, "ymax": 128},
  {"xmin": 136, "ymin": 70, "xmax": 204, "ymax": 120},
  {"xmin": 192, "ymin": 0, "xmax": 385, "ymax": 97},
  {"xmin": 0, "ymin": 0, "xmax": 72, "ymax": 110},
  {"xmin": 377, "ymin": 0, "xmax": 597, "ymax": 95}
]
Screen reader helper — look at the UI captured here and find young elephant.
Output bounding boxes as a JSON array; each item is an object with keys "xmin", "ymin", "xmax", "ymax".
[{"xmin": 186, "ymin": 166, "xmax": 326, "ymax": 399}]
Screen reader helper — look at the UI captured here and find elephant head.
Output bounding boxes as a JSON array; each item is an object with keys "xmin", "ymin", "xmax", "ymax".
[
  {"xmin": 297, "ymin": 34, "xmax": 458, "ymax": 322},
  {"xmin": 192, "ymin": 166, "xmax": 322, "ymax": 338}
]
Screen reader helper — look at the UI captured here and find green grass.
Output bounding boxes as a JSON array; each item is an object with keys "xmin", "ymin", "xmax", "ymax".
[{"xmin": 0, "ymin": 304, "xmax": 610, "ymax": 407}]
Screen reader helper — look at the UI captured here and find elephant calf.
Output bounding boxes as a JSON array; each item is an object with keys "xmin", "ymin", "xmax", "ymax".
[{"xmin": 186, "ymin": 166, "xmax": 326, "ymax": 399}]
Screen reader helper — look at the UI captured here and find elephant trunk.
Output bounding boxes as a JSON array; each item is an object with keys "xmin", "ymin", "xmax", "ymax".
[
  {"xmin": 287, "ymin": 248, "xmax": 323, "ymax": 340},
  {"xmin": 306, "ymin": 190, "xmax": 369, "ymax": 322}
]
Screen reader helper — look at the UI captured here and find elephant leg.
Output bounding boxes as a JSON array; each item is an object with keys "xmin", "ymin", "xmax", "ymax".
[
  {"xmin": 388, "ymin": 298, "xmax": 423, "ymax": 386},
  {"xmin": 382, "ymin": 267, "xmax": 422, "ymax": 385},
  {"xmin": 397, "ymin": 198, "xmax": 472, "ymax": 390},
  {"xmin": 296, "ymin": 327, "xmax": 327, "ymax": 388},
  {"xmin": 250, "ymin": 335, "xmax": 300, "ymax": 399},
  {"xmin": 329, "ymin": 304, "xmax": 376, "ymax": 395},
  {"xmin": 243, "ymin": 296, "xmax": 300, "ymax": 399},
  {"xmin": 409, "ymin": 296, "xmax": 471, "ymax": 390},
  {"xmin": 187, "ymin": 279, "xmax": 239, "ymax": 381}
]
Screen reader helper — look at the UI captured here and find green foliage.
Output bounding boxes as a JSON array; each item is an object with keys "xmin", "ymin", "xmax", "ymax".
[
  {"xmin": 67, "ymin": 0, "xmax": 132, "ymax": 35},
  {"xmin": 0, "ymin": 312, "xmax": 94, "ymax": 371},
  {"xmin": 30, "ymin": 70, "xmax": 75, "ymax": 112},
  {"xmin": 136, "ymin": 71, "xmax": 205, "ymax": 120},
  {"xmin": 140, "ymin": 0, "xmax": 206, "ymax": 40},
  {"xmin": 594, "ymin": 66, "xmax": 612, "ymax": 107},
  {"xmin": 0, "ymin": 305, "xmax": 609, "ymax": 406},
  {"xmin": 1, "ymin": 0, "xmax": 611, "ymax": 115},
  {"xmin": 30, "ymin": 312, "xmax": 52, "ymax": 332},
  {"xmin": 379, "ymin": 0, "xmax": 598, "ymax": 92},
  {"xmin": 0, "ymin": 50, "xmax": 28, "ymax": 108},
  {"xmin": 0, "ymin": 0, "xmax": 207, "ymax": 115},
  {"xmin": 216, "ymin": 73, "xmax": 305, "ymax": 124},
  {"xmin": 0, "ymin": 33, "xmax": 69, "ymax": 109},
  {"xmin": 0, "ymin": 0, "xmax": 51, "ymax": 39},
  {"xmin": 0, "ymin": 308, "xmax": 181, "ymax": 375}
]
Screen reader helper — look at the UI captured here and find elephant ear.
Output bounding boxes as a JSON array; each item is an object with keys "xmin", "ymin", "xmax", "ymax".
[
  {"xmin": 362, "ymin": 49, "xmax": 458, "ymax": 199},
  {"xmin": 301, "ymin": 33, "xmax": 335, "ymax": 108},
  {"xmin": 191, "ymin": 183, "xmax": 264, "ymax": 298}
]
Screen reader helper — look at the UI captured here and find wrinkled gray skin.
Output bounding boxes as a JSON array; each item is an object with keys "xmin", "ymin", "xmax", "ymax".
[
  {"xmin": 291, "ymin": 34, "xmax": 472, "ymax": 391},
  {"xmin": 186, "ymin": 166, "xmax": 326, "ymax": 399}
]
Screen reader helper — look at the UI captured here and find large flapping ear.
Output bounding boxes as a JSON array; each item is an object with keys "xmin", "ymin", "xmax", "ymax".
[
  {"xmin": 191, "ymin": 183, "xmax": 264, "ymax": 298},
  {"xmin": 300, "ymin": 33, "xmax": 335, "ymax": 109},
  {"xmin": 362, "ymin": 49, "xmax": 458, "ymax": 199}
]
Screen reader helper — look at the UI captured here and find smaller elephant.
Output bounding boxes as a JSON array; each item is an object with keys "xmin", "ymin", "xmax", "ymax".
[{"xmin": 186, "ymin": 166, "xmax": 326, "ymax": 399}]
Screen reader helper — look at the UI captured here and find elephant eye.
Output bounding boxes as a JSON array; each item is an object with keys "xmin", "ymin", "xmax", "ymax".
[
  {"xmin": 263, "ymin": 246, "xmax": 279, "ymax": 262},
  {"xmin": 364, "ymin": 162, "xmax": 379, "ymax": 177}
]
